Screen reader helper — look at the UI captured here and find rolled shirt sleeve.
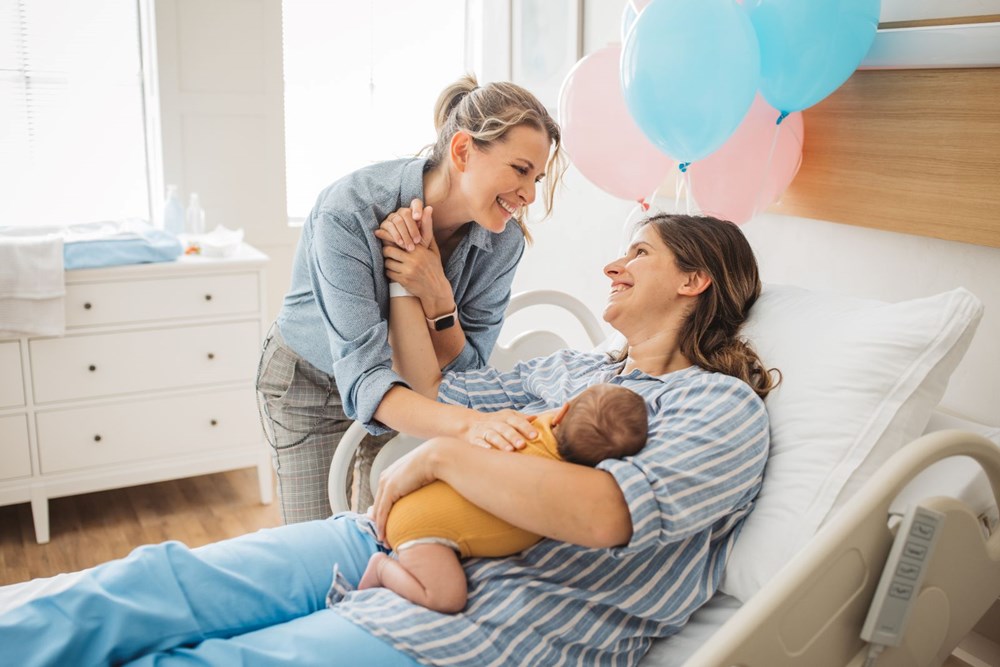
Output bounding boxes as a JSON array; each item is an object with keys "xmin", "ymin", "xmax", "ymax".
[
  {"xmin": 310, "ymin": 210, "xmax": 407, "ymax": 433},
  {"xmin": 438, "ymin": 358, "xmax": 538, "ymax": 412},
  {"xmin": 597, "ymin": 375, "xmax": 769, "ymax": 556}
]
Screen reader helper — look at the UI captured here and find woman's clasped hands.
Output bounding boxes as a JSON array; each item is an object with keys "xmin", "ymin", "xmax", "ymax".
[{"xmin": 376, "ymin": 200, "xmax": 452, "ymax": 313}]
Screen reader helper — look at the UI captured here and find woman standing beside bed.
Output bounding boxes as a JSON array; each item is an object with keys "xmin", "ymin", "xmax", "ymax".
[
  {"xmin": 0, "ymin": 214, "xmax": 777, "ymax": 667},
  {"xmin": 259, "ymin": 74, "xmax": 564, "ymax": 520}
]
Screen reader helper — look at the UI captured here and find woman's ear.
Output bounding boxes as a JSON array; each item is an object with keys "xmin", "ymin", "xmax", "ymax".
[
  {"xmin": 449, "ymin": 131, "xmax": 471, "ymax": 173},
  {"xmin": 678, "ymin": 270, "xmax": 712, "ymax": 297}
]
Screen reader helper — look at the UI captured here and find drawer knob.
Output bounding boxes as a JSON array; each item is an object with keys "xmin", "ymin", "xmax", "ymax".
[
  {"xmin": 204, "ymin": 294, "xmax": 213, "ymax": 301},
  {"xmin": 94, "ymin": 435, "xmax": 102, "ymax": 442},
  {"xmin": 84, "ymin": 302, "xmax": 92, "ymax": 310},
  {"xmin": 210, "ymin": 419, "xmax": 218, "ymax": 426},
  {"xmin": 207, "ymin": 353, "xmax": 215, "ymax": 360},
  {"xmin": 88, "ymin": 364, "xmax": 97, "ymax": 372}
]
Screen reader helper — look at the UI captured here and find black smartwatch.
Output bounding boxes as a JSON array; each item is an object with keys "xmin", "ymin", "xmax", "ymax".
[{"xmin": 426, "ymin": 306, "xmax": 458, "ymax": 331}]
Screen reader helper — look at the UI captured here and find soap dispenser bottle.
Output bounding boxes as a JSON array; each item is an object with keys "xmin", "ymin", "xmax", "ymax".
[
  {"xmin": 163, "ymin": 185, "xmax": 185, "ymax": 236},
  {"xmin": 185, "ymin": 193, "xmax": 205, "ymax": 236}
]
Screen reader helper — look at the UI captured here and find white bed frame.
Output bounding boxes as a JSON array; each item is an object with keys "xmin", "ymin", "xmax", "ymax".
[
  {"xmin": 328, "ymin": 290, "xmax": 1000, "ymax": 667},
  {"xmin": 2, "ymin": 291, "xmax": 998, "ymax": 666}
]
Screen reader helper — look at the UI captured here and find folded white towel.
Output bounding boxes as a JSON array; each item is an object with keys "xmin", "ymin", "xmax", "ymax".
[
  {"xmin": 0, "ymin": 297, "xmax": 66, "ymax": 338},
  {"xmin": 0, "ymin": 234, "xmax": 65, "ymax": 299},
  {"xmin": 0, "ymin": 234, "xmax": 65, "ymax": 337}
]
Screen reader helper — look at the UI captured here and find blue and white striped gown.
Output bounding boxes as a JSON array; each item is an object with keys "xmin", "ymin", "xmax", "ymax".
[{"xmin": 333, "ymin": 350, "xmax": 770, "ymax": 666}]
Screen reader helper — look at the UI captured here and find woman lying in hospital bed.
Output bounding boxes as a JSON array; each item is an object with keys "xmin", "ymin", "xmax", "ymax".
[{"xmin": 0, "ymin": 213, "xmax": 780, "ymax": 666}]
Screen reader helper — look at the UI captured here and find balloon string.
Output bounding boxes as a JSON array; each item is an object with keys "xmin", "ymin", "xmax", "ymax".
[
  {"xmin": 675, "ymin": 162, "xmax": 693, "ymax": 215},
  {"xmin": 750, "ymin": 111, "xmax": 787, "ymax": 219},
  {"xmin": 648, "ymin": 186, "xmax": 662, "ymax": 211},
  {"xmin": 621, "ymin": 202, "xmax": 645, "ymax": 253},
  {"xmin": 684, "ymin": 169, "xmax": 693, "ymax": 216},
  {"xmin": 674, "ymin": 166, "xmax": 683, "ymax": 209}
]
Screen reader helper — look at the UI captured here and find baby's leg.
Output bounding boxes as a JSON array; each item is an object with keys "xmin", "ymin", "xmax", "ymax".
[{"xmin": 358, "ymin": 543, "xmax": 467, "ymax": 613}]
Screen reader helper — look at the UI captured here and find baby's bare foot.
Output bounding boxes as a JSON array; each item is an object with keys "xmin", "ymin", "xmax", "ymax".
[{"xmin": 358, "ymin": 553, "xmax": 387, "ymax": 590}]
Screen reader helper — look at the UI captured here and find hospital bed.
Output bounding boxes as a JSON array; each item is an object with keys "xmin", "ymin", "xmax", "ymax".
[
  {"xmin": 327, "ymin": 289, "xmax": 1000, "ymax": 667},
  {"xmin": 1, "ymin": 289, "xmax": 998, "ymax": 666}
]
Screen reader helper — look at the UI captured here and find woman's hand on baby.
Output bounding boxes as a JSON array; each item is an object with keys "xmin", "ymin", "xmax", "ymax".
[
  {"xmin": 464, "ymin": 409, "xmax": 537, "ymax": 452},
  {"xmin": 376, "ymin": 199, "xmax": 431, "ymax": 251}
]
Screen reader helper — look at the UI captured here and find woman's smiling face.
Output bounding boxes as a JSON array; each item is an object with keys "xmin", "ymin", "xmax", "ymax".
[
  {"xmin": 602, "ymin": 223, "xmax": 689, "ymax": 331},
  {"xmin": 458, "ymin": 125, "xmax": 551, "ymax": 232}
]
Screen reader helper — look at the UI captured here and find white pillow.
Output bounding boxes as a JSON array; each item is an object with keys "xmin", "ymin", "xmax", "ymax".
[{"xmin": 719, "ymin": 284, "xmax": 983, "ymax": 603}]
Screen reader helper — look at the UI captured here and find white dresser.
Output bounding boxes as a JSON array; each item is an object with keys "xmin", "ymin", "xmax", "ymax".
[{"xmin": 0, "ymin": 244, "xmax": 273, "ymax": 543}]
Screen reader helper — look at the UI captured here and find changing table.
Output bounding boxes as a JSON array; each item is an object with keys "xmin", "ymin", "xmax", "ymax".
[{"xmin": 0, "ymin": 244, "xmax": 272, "ymax": 543}]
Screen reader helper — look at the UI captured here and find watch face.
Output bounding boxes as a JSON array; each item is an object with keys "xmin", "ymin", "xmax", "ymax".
[{"xmin": 433, "ymin": 314, "xmax": 456, "ymax": 331}]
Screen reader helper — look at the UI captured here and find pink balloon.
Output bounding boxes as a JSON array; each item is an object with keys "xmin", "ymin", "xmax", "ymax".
[
  {"xmin": 558, "ymin": 45, "xmax": 673, "ymax": 203},
  {"xmin": 689, "ymin": 94, "xmax": 804, "ymax": 225}
]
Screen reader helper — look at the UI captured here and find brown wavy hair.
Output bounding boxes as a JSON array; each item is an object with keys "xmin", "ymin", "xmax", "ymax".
[
  {"xmin": 424, "ymin": 74, "xmax": 566, "ymax": 242},
  {"xmin": 640, "ymin": 213, "xmax": 780, "ymax": 399}
]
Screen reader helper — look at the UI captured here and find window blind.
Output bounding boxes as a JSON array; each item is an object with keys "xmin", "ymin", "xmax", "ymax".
[{"xmin": 0, "ymin": 0, "xmax": 149, "ymax": 228}]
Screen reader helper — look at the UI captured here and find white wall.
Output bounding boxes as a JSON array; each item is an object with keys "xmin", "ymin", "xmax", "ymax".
[
  {"xmin": 154, "ymin": 0, "xmax": 998, "ymax": 425},
  {"xmin": 509, "ymin": 0, "xmax": 999, "ymax": 426},
  {"xmin": 156, "ymin": 0, "xmax": 297, "ymax": 323}
]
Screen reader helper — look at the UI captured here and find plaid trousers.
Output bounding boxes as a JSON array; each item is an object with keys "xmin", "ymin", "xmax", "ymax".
[{"xmin": 255, "ymin": 325, "xmax": 394, "ymax": 523}]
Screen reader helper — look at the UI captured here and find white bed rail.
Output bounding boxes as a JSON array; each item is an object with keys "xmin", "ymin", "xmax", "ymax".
[{"xmin": 683, "ymin": 429, "xmax": 1000, "ymax": 667}]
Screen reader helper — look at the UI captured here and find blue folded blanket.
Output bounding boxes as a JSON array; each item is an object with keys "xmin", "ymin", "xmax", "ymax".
[
  {"xmin": 64, "ymin": 225, "xmax": 183, "ymax": 270},
  {"xmin": 1, "ymin": 220, "xmax": 184, "ymax": 271}
]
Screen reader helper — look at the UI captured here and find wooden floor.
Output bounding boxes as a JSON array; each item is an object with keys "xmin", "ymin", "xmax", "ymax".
[{"xmin": 0, "ymin": 468, "xmax": 282, "ymax": 586}]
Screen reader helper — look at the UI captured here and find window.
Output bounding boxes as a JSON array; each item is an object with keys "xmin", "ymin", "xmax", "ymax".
[
  {"xmin": 281, "ymin": 0, "xmax": 467, "ymax": 222},
  {"xmin": 0, "ymin": 0, "xmax": 150, "ymax": 228}
]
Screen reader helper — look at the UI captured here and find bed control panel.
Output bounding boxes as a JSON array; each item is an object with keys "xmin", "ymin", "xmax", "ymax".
[{"xmin": 861, "ymin": 504, "xmax": 945, "ymax": 648}]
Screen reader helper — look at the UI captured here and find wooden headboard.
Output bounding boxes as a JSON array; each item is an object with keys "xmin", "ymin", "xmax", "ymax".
[{"xmin": 773, "ymin": 67, "xmax": 1000, "ymax": 249}]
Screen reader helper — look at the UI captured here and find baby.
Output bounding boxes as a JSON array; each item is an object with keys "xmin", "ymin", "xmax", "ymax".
[{"xmin": 358, "ymin": 383, "xmax": 648, "ymax": 613}]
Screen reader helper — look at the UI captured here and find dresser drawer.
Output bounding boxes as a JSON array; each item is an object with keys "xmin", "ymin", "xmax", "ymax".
[
  {"xmin": 30, "ymin": 321, "xmax": 260, "ymax": 404},
  {"xmin": 0, "ymin": 341, "xmax": 24, "ymax": 408},
  {"xmin": 36, "ymin": 387, "xmax": 261, "ymax": 474},
  {"xmin": 0, "ymin": 413, "xmax": 31, "ymax": 480},
  {"xmin": 65, "ymin": 273, "xmax": 259, "ymax": 328}
]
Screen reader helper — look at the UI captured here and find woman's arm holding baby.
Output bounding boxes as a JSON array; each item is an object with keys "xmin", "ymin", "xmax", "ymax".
[
  {"xmin": 373, "ymin": 438, "xmax": 633, "ymax": 549},
  {"xmin": 373, "ymin": 224, "xmax": 633, "ymax": 547}
]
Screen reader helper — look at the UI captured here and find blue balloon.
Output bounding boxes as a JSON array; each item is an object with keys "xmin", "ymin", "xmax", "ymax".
[
  {"xmin": 621, "ymin": 0, "xmax": 760, "ymax": 163},
  {"xmin": 748, "ymin": 0, "xmax": 881, "ymax": 113}
]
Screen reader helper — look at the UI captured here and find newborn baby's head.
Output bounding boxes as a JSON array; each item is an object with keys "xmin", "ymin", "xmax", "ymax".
[{"xmin": 554, "ymin": 384, "xmax": 648, "ymax": 467}]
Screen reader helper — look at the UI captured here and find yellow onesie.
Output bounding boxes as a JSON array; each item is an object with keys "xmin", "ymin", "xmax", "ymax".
[{"xmin": 384, "ymin": 415, "xmax": 561, "ymax": 558}]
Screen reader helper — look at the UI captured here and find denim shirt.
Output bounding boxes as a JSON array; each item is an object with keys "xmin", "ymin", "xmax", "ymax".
[{"xmin": 276, "ymin": 157, "xmax": 526, "ymax": 433}]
